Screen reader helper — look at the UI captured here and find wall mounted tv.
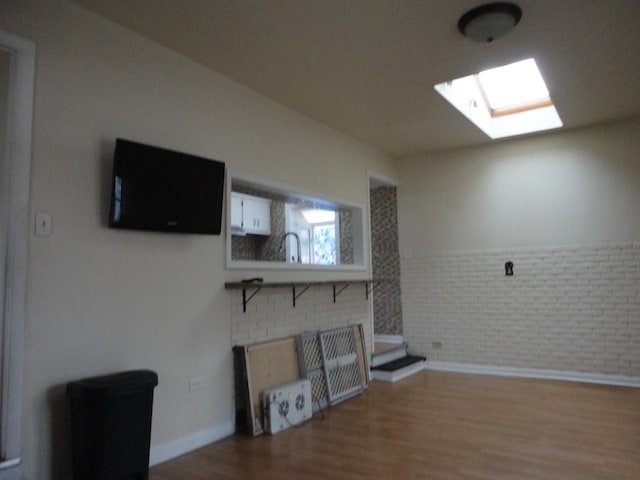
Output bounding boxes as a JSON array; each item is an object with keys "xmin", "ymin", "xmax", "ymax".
[{"xmin": 109, "ymin": 139, "xmax": 225, "ymax": 234}]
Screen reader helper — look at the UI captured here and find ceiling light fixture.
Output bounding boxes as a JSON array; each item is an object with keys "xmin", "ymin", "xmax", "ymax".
[{"xmin": 458, "ymin": 2, "xmax": 522, "ymax": 43}]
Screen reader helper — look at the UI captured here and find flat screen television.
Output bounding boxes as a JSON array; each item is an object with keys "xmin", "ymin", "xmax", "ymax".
[{"xmin": 109, "ymin": 139, "xmax": 225, "ymax": 234}]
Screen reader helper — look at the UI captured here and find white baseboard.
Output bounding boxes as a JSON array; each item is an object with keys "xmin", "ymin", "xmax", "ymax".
[
  {"xmin": 424, "ymin": 361, "xmax": 640, "ymax": 388},
  {"xmin": 149, "ymin": 421, "xmax": 235, "ymax": 466},
  {"xmin": 374, "ymin": 334, "xmax": 404, "ymax": 344}
]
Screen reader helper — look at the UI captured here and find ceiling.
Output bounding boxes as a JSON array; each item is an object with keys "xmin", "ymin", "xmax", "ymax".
[{"xmin": 72, "ymin": 0, "xmax": 640, "ymax": 158}]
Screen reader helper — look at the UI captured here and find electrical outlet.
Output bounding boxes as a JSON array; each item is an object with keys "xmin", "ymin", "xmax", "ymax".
[
  {"xmin": 189, "ymin": 376, "xmax": 204, "ymax": 392},
  {"xmin": 432, "ymin": 341, "xmax": 442, "ymax": 349}
]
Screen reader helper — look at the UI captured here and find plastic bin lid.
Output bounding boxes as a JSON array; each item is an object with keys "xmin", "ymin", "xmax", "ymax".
[{"xmin": 67, "ymin": 369, "xmax": 158, "ymax": 399}]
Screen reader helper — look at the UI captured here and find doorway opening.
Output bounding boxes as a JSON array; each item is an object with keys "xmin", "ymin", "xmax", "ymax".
[
  {"xmin": 0, "ymin": 29, "xmax": 35, "ymax": 472},
  {"xmin": 368, "ymin": 173, "xmax": 403, "ymax": 349}
]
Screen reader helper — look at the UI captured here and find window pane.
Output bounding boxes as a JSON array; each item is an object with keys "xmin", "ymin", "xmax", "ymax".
[
  {"xmin": 477, "ymin": 58, "xmax": 549, "ymax": 110},
  {"xmin": 313, "ymin": 224, "xmax": 336, "ymax": 265}
]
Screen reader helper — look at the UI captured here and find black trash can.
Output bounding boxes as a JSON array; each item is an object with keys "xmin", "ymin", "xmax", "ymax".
[{"xmin": 67, "ymin": 370, "xmax": 158, "ymax": 480}]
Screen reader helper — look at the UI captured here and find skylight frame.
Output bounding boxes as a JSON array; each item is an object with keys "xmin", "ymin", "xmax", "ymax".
[{"xmin": 434, "ymin": 58, "xmax": 562, "ymax": 139}]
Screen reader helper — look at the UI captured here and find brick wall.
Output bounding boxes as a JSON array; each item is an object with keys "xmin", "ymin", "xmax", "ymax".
[
  {"xmin": 230, "ymin": 284, "xmax": 373, "ymax": 355},
  {"xmin": 402, "ymin": 242, "xmax": 640, "ymax": 376}
]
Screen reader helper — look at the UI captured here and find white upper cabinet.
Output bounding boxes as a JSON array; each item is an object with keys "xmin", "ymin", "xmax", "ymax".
[
  {"xmin": 230, "ymin": 194, "xmax": 244, "ymax": 229},
  {"xmin": 231, "ymin": 192, "xmax": 271, "ymax": 235}
]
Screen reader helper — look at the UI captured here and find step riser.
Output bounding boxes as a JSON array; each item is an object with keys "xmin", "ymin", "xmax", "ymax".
[{"xmin": 371, "ymin": 346, "xmax": 408, "ymax": 367}]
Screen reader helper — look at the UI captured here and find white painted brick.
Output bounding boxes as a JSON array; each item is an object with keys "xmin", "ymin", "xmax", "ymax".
[
  {"xmin": 402, "ymin": 242, "xmax": 640, "ymax": 377},
  {"xmin": 229, "ymin": 284, "xmax": 371, "ymax": 353}
]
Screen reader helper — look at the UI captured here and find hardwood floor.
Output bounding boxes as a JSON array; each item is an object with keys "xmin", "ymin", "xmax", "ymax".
[{"xmin": 150, "ymin": 371, "xmax": 640, "ymax": 480}]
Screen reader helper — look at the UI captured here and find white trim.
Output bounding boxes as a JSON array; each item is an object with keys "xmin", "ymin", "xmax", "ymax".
[
  {"xmin": 424, "ymin": 361, "xmax": 640, "ymax": 388},
  {"xmin": 374, "ymin": 334, "xmax": 404, "ymax": 344},
  {"xmin": 0, "ymin": 458, "xmax": 20, "ymax": 471},
  {"xmin": 227, "ymin": 259, "xmax": 367, "ymax": 272},
  {"xmin": 149, "ymin": 421, "xmax": 235, "ymax": 467},
  {"xmin": 229, "ymin": 170, "xmax": 365, "ymax": 209},
  {"xmin": 0, "ymin": 29, "xmax": 35, "ymax": 470},
  {"xmin": 367, "ymin": 170, "xmax": 398, "ymax": 188},
  {"xmin": 226, "ymin": 170, "xmax": 368, "ymax": 271}
]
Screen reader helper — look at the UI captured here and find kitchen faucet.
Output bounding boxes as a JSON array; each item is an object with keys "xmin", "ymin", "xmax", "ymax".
[{"xmin": 280, "ymin": 232, "xmax": 302, "ymax": 263}]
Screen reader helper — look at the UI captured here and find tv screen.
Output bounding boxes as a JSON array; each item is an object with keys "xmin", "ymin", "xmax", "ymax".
[{"xmin": 109, "ymin": 139, "xmax": 225, "ymax": 234}]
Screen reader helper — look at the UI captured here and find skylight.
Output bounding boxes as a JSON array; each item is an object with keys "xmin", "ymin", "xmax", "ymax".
[{"xmin": 434, "ymin": 58, "xmax": 562, "ymax": 139}]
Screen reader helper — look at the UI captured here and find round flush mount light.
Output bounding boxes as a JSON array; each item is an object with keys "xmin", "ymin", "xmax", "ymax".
[{"xmin": 458, "ymin": 2, "xmax": 522, "ymax": 43}]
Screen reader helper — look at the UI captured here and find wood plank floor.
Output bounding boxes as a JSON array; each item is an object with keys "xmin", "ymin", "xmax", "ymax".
[{"xmin": 150, "ymin": 370, "xmax": 640, "ymax": 480}]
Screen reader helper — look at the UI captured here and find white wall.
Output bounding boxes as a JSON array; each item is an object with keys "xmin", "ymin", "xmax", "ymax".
[
  {"xmin": 398, "ymin": 118, "xmax": 640, "ymax": 255},
  {"xmin": 398, "ymin": 118, "xmax": 640, "ymax": 376},
  {"xmin": 1, "ymin": 1, "xmax": 395, "ymax": 478}
]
